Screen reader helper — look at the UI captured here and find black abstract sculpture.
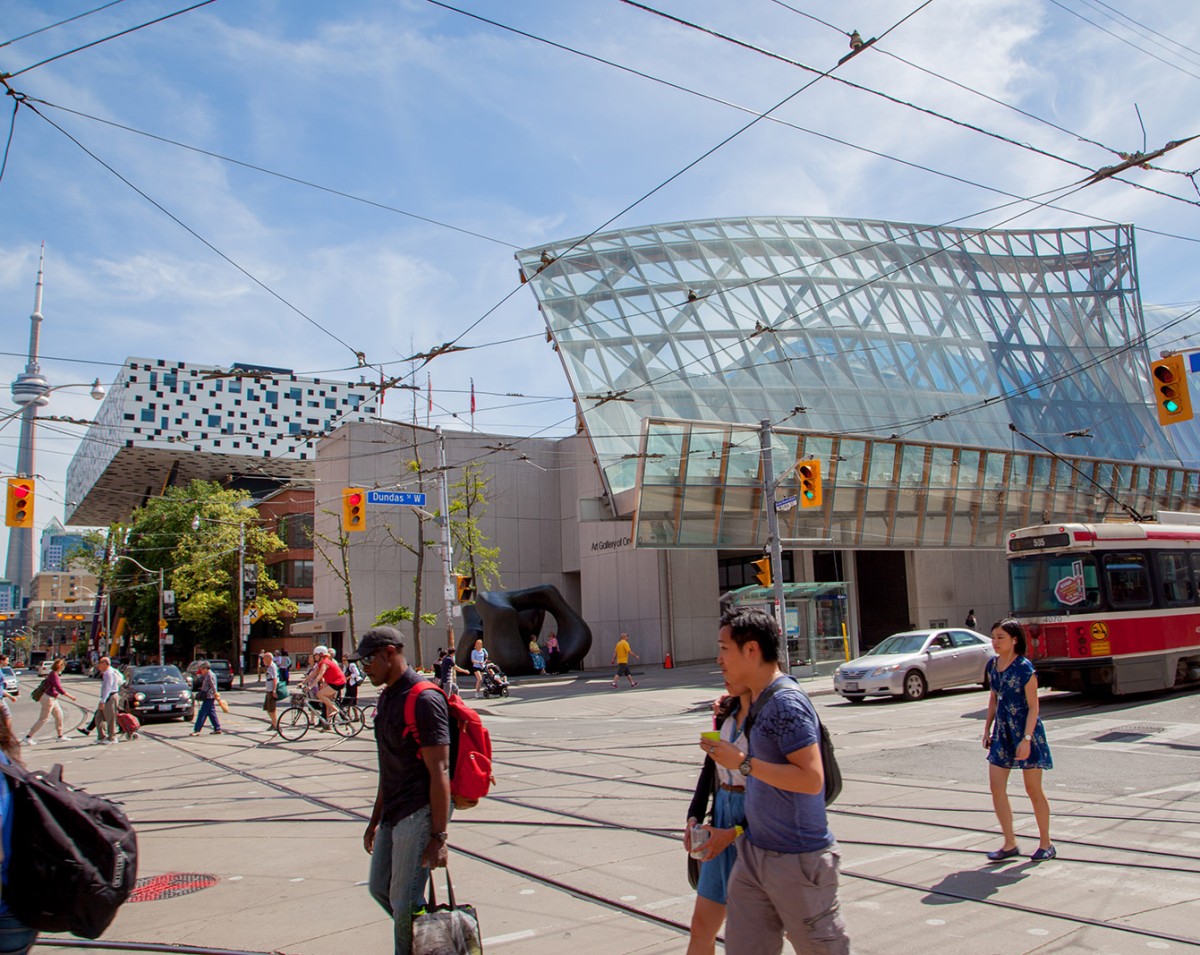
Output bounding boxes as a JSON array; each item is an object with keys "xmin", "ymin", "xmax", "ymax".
[{"xmin": 457, "ymin": 584, "xmax": 592, "ymax": 675}]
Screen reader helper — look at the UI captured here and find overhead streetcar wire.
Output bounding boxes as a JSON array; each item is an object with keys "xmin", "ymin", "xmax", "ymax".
[
  {"xmin": 1047, "ymin": 0, "xmax": 1200, "ymax": 82},
  {"xmin": 1081, "ymin": 0, "xmax": 1200, "ymax": 65},
  {"xmin": 618, "ymin": 0, "xmax": 1200, "ymax": 210},
  {"xmin": 23, "ymin": 101, "xmax": 365, "ymax": 365},
  {"xmin": 4, "ymin": 0, "xmax": 221, "ymax": 78},
  {"xmin": 27, "ymin": 99, "xmax": 519, "ymax": 249},
  {"xmin": 0, "ymin": 0, "xmax": 132, "ymax": 49}
]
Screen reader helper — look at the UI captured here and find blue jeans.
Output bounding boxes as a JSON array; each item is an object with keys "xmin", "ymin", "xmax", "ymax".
[
  {"xmin": 0, "ymin": 912, "xmax": 37, "ymax": 955},
  {"xmin": 193, "ymin": 698, "xmax": 221, "ymax": 732},
  {"xmin": 368, "ymin": 805, "xmax": 431, "ymax": 955}
]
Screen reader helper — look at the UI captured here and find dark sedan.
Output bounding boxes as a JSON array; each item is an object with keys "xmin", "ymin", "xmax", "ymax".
[
  {"xmin": 184, "ymin": 658, "xmax": 233, "ymax": 691},
  {"xmin": 119, "ymin": 665, "xmax": 194, "ymax": 721}
]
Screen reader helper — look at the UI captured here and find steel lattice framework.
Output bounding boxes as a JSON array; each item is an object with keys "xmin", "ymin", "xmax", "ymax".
[{"xmin": 518, "ymin": 217, "xmax": 1189, "ymax": 504}]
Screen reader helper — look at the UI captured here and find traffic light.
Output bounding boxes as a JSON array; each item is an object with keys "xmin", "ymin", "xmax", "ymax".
[
  {"xmin": 342, "ymin": 487, "xmax": 366, "ymax": 532},
  {"xmin": 752, "ymin": 557, "xmax": 772, "ymax": 587},
  {"xmin": 1151, "ymin": 354, "xmax": 1194, "ymax": 425},
  {"xmin": 798, "ymin": 459, "xmax": 823, "ymax": 508},
  {"xmin": 5, "ymin": 478, "xmax": 33, "ymax": 529},
  {"xmin": 455, "ymin": 573, "xmax": 476, "ymax": 603}
]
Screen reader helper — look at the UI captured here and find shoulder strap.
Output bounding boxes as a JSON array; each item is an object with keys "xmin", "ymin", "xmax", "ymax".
[
  {"xmin": 402, "ymin": 680, "xmax": 446, "ymax": 745},
  {"xmin": 743, "ymin": 674, "xmax": 800, "ymax": 738}
]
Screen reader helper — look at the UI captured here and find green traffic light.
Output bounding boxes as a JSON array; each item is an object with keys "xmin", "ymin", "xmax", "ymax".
[
  {"xmin": 802, "ymin": 488, "xmax": 815, "ymax": 499},
  {"xmin": 1165, "ymin": 399, "xmax": 1181, "ymax": 413}
]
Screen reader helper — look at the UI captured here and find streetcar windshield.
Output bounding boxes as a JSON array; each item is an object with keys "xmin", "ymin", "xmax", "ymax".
[{"xmin": 1009, "ymin": 554, "xmax": 1102, "ymax": 614}]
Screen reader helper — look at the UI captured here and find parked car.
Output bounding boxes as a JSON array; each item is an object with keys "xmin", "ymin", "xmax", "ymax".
[
  {"xmin": 184, "ymin": 659, "xmax": 233, "ymax": 691},
  {"xmin": 0, "ymin": 666, "xmax": 19, "ymax": 697},
  {"xmin": 833, "ymin": 628, "xmax": 994, "ymax": 702},
  {"xmin": 64, "ymin": 658, "xmax": 84, "ymax": 675},
  {"xmin": 36, "ymin": 660, "xmax": 52, "ymax": 677},
  {"xmin": 119, "ymin": 665, "xmax": 194, "ymax": 721}
]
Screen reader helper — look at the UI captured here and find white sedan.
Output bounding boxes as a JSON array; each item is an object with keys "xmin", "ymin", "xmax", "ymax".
[{"xmin": 833, "ymin": 629, "xmax": 994, "ymax": 702}]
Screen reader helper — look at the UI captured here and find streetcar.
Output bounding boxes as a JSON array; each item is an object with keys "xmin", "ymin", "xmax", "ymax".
[{"xmin": 1006, "ymin": 517, "xmax": 1200, "ymax": 695}]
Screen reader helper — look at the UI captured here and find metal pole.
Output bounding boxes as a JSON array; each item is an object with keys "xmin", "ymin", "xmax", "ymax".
[
  {"xmin": 237, "ymin": 522, "xmax": 245, "ymax": 688},
  {"xmin": 157, "ymin": 568, "xmax": 165, "ymax": 665},
  {"xmin": 760, "ymin": 420, "xmax": 789, "ymax": 672},
  {"xmin": 435, "ymin": 426, "xmax": 456, "ymax": 655}
]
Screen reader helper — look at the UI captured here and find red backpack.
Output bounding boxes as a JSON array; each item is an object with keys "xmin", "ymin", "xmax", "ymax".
[{"xmin": 403, "ymin": 681, "xmax": 494, "ymax": 809}]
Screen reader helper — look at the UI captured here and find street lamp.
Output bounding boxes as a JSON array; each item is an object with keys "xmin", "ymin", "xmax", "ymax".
[
  {"xmin": 112, "ymin": 554, "xmax": 164, "ymax": 665},
  {"xmin": 191, "ymin": 512, "xmax": 250, "ymax": 688}
]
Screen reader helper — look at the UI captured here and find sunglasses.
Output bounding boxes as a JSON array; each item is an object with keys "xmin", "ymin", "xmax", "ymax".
[{"xmin": 358, "ymin": 653, "xmax": 376, "ymax": 668}]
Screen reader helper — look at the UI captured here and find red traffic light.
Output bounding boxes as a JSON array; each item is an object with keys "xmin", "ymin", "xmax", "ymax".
[
  {"xmin": 10, "ymin": 484, "xmax": 28, "ymax": 500},
  {"xmin": 347, "ymin": 492, "xmax": 362, "ymax": 506}
]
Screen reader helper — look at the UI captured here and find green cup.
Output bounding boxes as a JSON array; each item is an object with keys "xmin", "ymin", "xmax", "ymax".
[{"xmin": 700, "ymin": 731, "xmax": 721, "ymax": 744}]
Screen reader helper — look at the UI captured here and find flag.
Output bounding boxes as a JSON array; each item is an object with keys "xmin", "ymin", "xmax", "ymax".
[
  {"xmin": 470, "ymin": 377, "xmax": 476, "ymax": 427},
  {"xmin": 426, "ymin": 373, "xmax": 432, "ymax": 427},
  {"xmin": 379, "ymin": 370, "xmax": 385, "ymax": 410}
]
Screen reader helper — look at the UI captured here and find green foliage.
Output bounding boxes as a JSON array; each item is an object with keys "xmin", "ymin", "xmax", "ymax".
[
  {"xmin": 449, "ymin": 462, "xmax": 501, "ymax": 591},
  {"xmin": 374, "ymin": 606, "xmax": 438, "ymax": 628},
  {"xmin": 97, "ymin": 480, "xmax": 292, "ymax": 656}
]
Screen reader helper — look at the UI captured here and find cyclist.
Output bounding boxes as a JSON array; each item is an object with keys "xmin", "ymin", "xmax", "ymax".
[{"xmin": 304, "ymin": 646, "xmax": 347, "ymax": 727}]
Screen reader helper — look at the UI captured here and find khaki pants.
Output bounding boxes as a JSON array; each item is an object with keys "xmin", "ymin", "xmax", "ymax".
[
  {"xmin": 27, "ymin": 694, "xmax": 63, "ymax": 738},
  {"xmin": 96, "ymin": 696, "xmax": 118, "ymax": 741},
  {"xmin": 725, "ymin": 839, "xmax": 851, "ymax": 955}
]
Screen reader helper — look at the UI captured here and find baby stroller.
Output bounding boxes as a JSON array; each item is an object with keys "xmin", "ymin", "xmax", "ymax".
[{"xmin": 480, "ymin": 661, "xmax": 510, "ymax": 698}]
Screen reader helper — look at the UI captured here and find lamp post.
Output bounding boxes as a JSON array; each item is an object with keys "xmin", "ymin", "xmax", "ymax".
[
  {"xmin": 191, "ymin": 513, "xmax": 249, "ymax": 688},
  {"xmin": 112, "ymin": 554, "xmax": 164, "ymax": 664}
]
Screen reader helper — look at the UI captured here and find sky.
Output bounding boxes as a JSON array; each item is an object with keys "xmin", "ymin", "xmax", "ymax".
[{"xmin": 1, "ymin": 0, "xmax": 1199, "ymax": 559}]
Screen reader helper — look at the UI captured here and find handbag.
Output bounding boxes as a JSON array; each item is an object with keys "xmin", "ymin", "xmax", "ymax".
[
  {"xmin": 31, "ymin": 678, "xmax": 47, "ymax": 703},
  {"xmin": 275, "ymin": 683, "xmax": 289, "ymax": 701},
  {"xmin": 216, "ymin": 695, "xmax": 230, "ymax": 714},
  {"xmin": 412, "ymin": 869, "xmax": 482, "ymax": 954}
]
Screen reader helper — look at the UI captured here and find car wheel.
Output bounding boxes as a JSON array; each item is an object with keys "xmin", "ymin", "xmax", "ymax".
[
  {"xmin": 845, "ymin": 695, "xmax": 866, "ymax": 704},
  {"xmin": 902, "ymin": 670, "xmax": 928, "ymax": 701}
]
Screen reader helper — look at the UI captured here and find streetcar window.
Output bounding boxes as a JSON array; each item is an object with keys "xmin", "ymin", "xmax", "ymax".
[
  {"xmin": 1103, "ymin": 552, "xmax": 1153, "ymax": 609},
  {"xmin": 1157, "ymin": 552, "xmax": 1194, "ymax": 607},
  {"xmin": 1190, "ymin": 553, "xmax": 1200, "ymax": 599},
  {"xmin": 1009, "ymin": 554, "xmax": 1101, "ymax": 613}
]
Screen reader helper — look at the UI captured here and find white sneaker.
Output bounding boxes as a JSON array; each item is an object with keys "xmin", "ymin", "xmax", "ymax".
[
  {"xmin": 55, "ymin": 735, "xmax": 67, "ymax": 742},
  {"xmin": 21, "ymin": 737, "xmax": 34, "ymax": 746},
  {"xmin": 100, "ymin": 738, "xmax": 115, "ymax": 745}
]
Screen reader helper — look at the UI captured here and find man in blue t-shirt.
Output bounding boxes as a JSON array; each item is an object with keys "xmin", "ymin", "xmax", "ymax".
[{"xmin": 704, "ymin": 607, "xmax": 851, "ymax": 954}]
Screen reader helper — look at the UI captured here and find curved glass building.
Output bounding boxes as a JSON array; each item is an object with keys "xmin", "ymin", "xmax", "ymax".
[{"xmin": 518, "ymin": 217, "xmax": 1200, "ymax": 550}]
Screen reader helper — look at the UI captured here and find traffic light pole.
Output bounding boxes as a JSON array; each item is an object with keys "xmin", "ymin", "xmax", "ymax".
[
  {"xmin": 436, "ymin": 427, "xmax": 457, "ymax": 655},
  {"xmin": 237, "ymin": 522, "xmax": 245, "ymax": 688},
  {"xmin": 760, "ymin": 420, "xmax": 789, "ymax": 672}
]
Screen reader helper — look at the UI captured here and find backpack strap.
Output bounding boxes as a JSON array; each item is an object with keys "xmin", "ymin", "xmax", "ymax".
[
  {"xmin": 402, "ymin": 679, "xmax": 447, "ymax": 747},
  {"xmin": 743, "ymin": 674, "xmax": 801, "ymax": 739}
]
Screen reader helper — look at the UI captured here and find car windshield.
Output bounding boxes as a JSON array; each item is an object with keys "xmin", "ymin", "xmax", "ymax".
[
  {"xmin": 132, "ymin": 666, "xmax": 184, "ymax": 684},
  {"xmin": 208, "ymin": 661, "xmax": 230, "ymax": 671},
  {"xmin": 866, "ymin": 634, "xmax": 928, "ymax": 656},
  {"xmin": 0, "ymin": 667, "xmax": 13, "ymax": 678}
]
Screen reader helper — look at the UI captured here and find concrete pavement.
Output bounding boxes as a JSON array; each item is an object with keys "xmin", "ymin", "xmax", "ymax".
[{"xmin": 10, "ymin": 663, "xmax": 1200, "ymax": 954}]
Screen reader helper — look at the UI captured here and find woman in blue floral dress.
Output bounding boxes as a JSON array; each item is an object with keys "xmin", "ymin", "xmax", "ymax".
[{"xmin": 982, "ymin": 618, "xmax": 1055, "ymax": 862}]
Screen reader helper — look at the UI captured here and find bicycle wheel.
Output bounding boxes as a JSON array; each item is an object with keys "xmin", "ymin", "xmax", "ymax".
[
  {"xmin": 331, "ymin": 706, "xmax": 360, "ymax": 738},
  {"xmin": 343, "ymin": 705, "xmax": 366, "ymax": 737},
  {"xmin": 277, "ymin": 704, "xmax": 311, "ymax": 741},
  {"xmin": 362, "ymin": 702, "xmax": 376, "ymax": 731}
]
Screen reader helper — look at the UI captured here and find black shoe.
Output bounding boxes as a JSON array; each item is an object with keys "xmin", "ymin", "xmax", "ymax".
[
  {"xmin": 986, "ymin": 845, "xmax": 1020, "ymax": 862},
  {"xmin": 76, "ymin": 728, "xmax": 90, "ymax": 737}
]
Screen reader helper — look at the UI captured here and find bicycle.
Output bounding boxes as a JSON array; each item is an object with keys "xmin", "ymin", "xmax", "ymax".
[{"xmin": 276, "ymin": 687, "xmax": 363, "ymax": 741}]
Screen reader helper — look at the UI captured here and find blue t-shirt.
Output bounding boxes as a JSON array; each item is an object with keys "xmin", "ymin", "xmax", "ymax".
[
  {"xmin": 0, "ymin": 752, "xmax": 13, "ymax": 915},
  {"xmin": 745, "ymin": 677, "xmax": 834, "ymax": 853}
]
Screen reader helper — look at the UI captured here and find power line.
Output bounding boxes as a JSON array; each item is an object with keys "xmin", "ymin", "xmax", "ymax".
[
  {"xmin": 5, "ymin": 0, "xmax": 221, "ymax": 78},
  {"xmin": 0, "ymin": 0, "xmax": 132, "ymax": 49},
  {"xmin": 1047, "ymin": 0, "xmax": 1200, "ymax": 82}
]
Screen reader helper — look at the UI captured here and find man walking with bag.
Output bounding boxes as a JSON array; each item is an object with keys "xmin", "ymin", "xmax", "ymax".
[
  {"xmin": 190, "ymin": 661, "xmax": 223, "ymax": 736},
  {"xmin": 94, "ymin": 658, "xmax": 122, "ymax": 745},
  {"xmin": 704, "ymin": 608, "xmax": 852, "ymax": 954},
  {"xmin": 354, "ymin": 626, "xmax": 451, "ymax": 955}
]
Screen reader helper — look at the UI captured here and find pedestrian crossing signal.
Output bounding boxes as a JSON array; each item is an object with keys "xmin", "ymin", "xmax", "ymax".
[
  {"xmin": 455, "ymin": 574, "xmax": 476, "ymax": 603},
  {"xmin": 752, "ymin": 557, "xmax": 772, "ymax": 587}
]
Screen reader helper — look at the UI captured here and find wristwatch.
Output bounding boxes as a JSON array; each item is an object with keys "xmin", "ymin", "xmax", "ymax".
[
  {"xmin": 738, "ymin": 756, "xmax": 753, "ymax": 777},
  {"xmin": 433, "ymin": 831, "xmax": 449, "ymax": 843},
  {"xmin": 1022, "ymin": 735, "xmax": 1032, "ymax": 742}
]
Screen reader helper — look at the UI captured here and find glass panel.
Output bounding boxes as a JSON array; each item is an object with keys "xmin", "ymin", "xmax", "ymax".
[
  {"xmin": 1009, "ymin": 554, "xmax": 1102, "ymax": 613},
  {"xmin": 1103, "ymin": 552, "xmax": 1153, "ymax": 609},
  {"xmin": 1157, "ymin": 552, "xmax": 1194, "ymax": 606}
]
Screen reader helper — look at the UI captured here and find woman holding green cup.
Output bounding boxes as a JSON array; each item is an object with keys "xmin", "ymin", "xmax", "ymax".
[{"xmin": 684, "ymin": 683, "xmax": 751, "ymax": 954}]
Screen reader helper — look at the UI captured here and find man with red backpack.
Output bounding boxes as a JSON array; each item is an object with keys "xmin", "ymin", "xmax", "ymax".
[{"xmin": 353, "ymin": 627, "xmax": 451, "ymax": 955}]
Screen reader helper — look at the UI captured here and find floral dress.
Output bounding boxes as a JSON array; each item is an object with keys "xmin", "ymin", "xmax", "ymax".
[{"xmin": 986, "ymin": 656, "xmax": 1053, "ymax": 770}]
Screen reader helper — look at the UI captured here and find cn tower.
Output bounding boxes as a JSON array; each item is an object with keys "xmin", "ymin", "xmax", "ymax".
[{"xmin": 5, "ymin": 245, "xmax": 51, "ymax": 599}]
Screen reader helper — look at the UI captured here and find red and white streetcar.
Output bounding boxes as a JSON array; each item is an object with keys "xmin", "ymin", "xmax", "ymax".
[{"xmin": 1006, "ymin": 517, "xmax": 1200, "ymax": 695}]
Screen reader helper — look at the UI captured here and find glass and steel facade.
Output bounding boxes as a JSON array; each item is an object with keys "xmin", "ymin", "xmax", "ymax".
[{"xmin": 517, "ymin": 217, "xmax": 1200, "ymax": 548}]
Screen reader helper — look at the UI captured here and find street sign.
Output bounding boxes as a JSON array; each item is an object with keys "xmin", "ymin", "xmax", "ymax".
[
  {"xmin": 774, "ymin": 495, "xmax": 798, "ymax": 512},
  {"xmin": 366, "ymin": 490, "xmax": 427, "ymax": 506}
]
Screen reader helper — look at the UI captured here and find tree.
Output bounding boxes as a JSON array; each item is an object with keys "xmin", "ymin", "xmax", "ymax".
[
  {"xmin": 81, "ymin": 481, "xmax": 294, "ymax": 662},
  {"xmin": 449, "ymin": 462, "xmax": 501, "ymax": 590}
]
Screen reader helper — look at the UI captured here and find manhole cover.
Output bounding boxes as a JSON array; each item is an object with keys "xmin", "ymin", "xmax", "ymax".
[{"xmin": 128, "ymin": 873, "xmax": 219, "ymax": 902}]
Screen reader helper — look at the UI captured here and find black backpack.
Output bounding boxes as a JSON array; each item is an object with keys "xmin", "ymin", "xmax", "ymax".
[
  {"xmin": 0, "ymin": 760, "xmax": 137, "ymax": 938},
  {"xmin": 744, "ymin": 676, "xmax": 843, "ymax": 804}
]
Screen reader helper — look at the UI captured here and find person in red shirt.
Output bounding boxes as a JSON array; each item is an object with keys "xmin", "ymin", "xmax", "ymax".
[{"xmin": 305, "ymin": 645, "xmax": 346, "ymax": 725}]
